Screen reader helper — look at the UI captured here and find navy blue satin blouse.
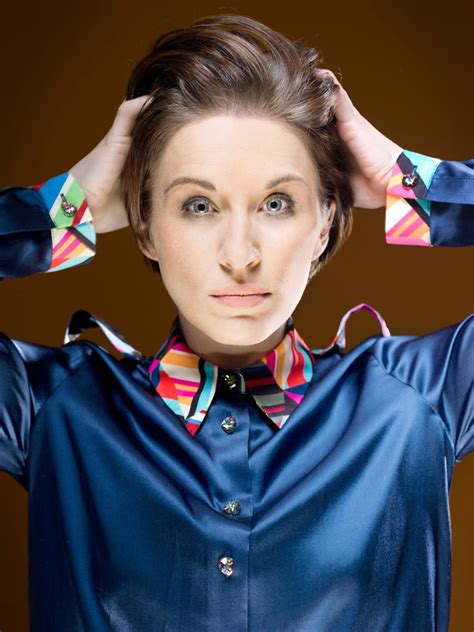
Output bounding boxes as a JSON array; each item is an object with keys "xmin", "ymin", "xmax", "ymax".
[
  {"xmin": 1, "ymin": 313, "xmax": 473, "ymax": 631},
  {"xmin": 0, "ymin": 152, "xmax": 473, "ymax": 631}
]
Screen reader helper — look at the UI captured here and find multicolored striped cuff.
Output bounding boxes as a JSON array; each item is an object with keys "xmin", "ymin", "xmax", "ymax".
[
  {"xmin": 30, "ymin": 172, "xmax": 96, "ymax": 272},
  {"xmin": 385, "ymin": 150, "xmax": 441, "ymax": 246}
]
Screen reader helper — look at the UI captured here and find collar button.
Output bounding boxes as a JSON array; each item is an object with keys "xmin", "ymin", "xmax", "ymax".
[
  {"xmin": 221, "ymin": 371, "xmax": 245, "ymax": 394},
  {"xmin": 223, "ymin": 372, "xmax": 238, "ymax": 389}
]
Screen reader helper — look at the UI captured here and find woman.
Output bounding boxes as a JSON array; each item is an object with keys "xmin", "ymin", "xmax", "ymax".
[{"xmin": 1, "ymin": 14, "xmax": 472, "ymax": 632}]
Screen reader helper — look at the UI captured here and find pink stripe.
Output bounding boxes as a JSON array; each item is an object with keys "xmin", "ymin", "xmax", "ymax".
[
  {"xmin": 52, "ymin": 231, "xmax": 72, "ymax": 253},
  {"xmin": 173, "ymin": 342, "xmax": 192, "ymax": 352},
  {"xmin": 288, "ymin": 346, "xmax": 304, "ymax": 387},
  {"xmin": 386, "ymin": 235, "xmax": 431, "ymax": 247},
  {"xmin": 172, "ymin": 377, "xmax": 200, "ymax": 387},
  {"xmin": 398, "ymin": 215, "xmax": 424, "ymax": 238},
  {"xmin": 286, "ymin": 392, "xmax": 304, "ymax": 403},
  {"xmin": 148, "ymin": 359, "xmax": 159, "ymax": 372},
  {"xmin": 53, "ymin": 234, "xmax": 80, "ymax": 259},
  {"xmin": 386, "ymin": 210, "xmax": 418, "ymax": 236},
  {"xmin": 265, "ymin": 350, "xmax": 276, "ymax": 374},
  {"xmin": 387, "ymin": 183, "xmax": 417, "ymax": 199},
  {"xmin": 265, "ymin": 404, "xmax": 286, "ymax": 413},
  {"xmin": 175, "ymin": 389, "xmax": 194, "ymax": 397}
]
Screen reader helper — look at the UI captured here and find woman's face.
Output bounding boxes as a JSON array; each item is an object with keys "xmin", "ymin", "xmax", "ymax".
[{"xmin": 141, "ymin": 115, "xmax": 336, "ymax": 367}]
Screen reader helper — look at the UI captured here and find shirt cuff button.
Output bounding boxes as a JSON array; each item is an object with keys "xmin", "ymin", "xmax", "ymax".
[
  {"xmin": 60, "ymin": 193, "xmax": 78, "ymax": 217},
  {"xmin": 401, "ymin": 171, "xmax": 419, "ymax": 188}
]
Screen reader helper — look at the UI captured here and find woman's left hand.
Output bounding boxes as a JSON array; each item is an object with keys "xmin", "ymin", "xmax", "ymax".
[{"xmin": 318, "ymin": 69, "xmax": 403, "ymax": 209}]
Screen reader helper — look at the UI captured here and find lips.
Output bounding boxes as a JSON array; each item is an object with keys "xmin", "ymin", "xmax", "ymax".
[
  {"xmin": 211, "ymin": 294, "xmax": 270, "ymax": 307},
  {"xmin": 210, "ymin": 284, "xmax": 270, "ymax": 297}
]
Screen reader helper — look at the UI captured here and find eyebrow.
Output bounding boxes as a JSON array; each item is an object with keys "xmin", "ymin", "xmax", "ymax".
[{"xmin": 162, "ymin": 174, "xmax": 307, "ymax": 197}]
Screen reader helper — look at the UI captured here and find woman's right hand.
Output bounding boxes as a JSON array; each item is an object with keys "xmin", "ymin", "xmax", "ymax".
[
  {"xmin": 69, "ymin": 95, "xmax": 152, "ymax": 234},
  {"xmin": 317, "ymin": 69, "xmax": 402, "ymax": 210}
]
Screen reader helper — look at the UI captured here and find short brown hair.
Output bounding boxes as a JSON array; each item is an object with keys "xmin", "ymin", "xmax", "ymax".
[{"xmin": 122, "ymin": 13, "xmax": 354, "ymax": 282}]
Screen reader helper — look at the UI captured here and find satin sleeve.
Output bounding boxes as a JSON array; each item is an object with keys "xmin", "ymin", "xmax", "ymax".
[
  {"xmin": 370, "ymin": 313, "xmax": 474, "ymax": 464},
  {"xmin": 0, "ymin": 171, "xmax": 96, "ymax": 484},
  {"xmin": 385, "ymin": 150, "xmax": 474, "ymax": 246},
  {"xmin": 0, "ymin": 172, "xmax": 96, "ymax": 279},
  {"xmin": 0, "ymin": 335, "xmax": 33, "ymax": 483},
  {"xmin": 0, "ymin": 332, "xmax": 92, "ymax": 487}
]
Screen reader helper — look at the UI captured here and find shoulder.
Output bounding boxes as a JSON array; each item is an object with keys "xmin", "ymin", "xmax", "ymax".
[
  {"xmin": 0, "ymin": 333, "xmax": 113, "ymax": 414},
  {"xmin": 368, "ymin": 313, "xmax": 474, "ymax": 379}
]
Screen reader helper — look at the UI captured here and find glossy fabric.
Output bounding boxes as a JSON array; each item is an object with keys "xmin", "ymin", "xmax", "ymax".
[
  {"xmin": 1, "ymin": 314, "xmax": 473, "ymax": 631},
  {"xmin": 0, "ymin": 153, "xmax": 473, "ymax": 631},
  {"xmin": 148, "ymin": 304, "xmax": 389, "ymax": 436}
]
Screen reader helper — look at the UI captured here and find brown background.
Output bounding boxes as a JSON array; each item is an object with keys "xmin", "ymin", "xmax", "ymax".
[{"xmin": 0, "ymin": 0, "xmax": 473, "ymax": 630}]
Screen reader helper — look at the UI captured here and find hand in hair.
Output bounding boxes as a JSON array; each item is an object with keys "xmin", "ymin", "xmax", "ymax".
[
  {"xmin": 319, "ymin": 69, "xmax": 402, "ymax": 210},
  {"xmin": 69, "ymin": 95, "xmax": 152, "ymax": 233}
]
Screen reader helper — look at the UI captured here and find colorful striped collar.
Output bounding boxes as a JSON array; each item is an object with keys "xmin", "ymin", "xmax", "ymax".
[
  {"xmin": 63, "ymin": 303, "xmax": 391, "ymax": 438},
  {"xmin": 147, "ymin": 315, "xmax": 316, "ymax": 436}
]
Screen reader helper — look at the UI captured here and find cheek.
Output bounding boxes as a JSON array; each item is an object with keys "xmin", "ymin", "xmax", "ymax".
[
  {"xmin": 152, "ymin": 220, "xmax": 205, "ymax": 285},
  {"xmin": 269, "ymin": 222, "xmax": 319, "ymax": 278}
]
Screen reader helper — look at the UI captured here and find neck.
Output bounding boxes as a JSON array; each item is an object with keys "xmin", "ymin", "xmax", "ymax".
[{"xmin": 177, "ymin": 313, "xmax": 288, "ymax": 370}]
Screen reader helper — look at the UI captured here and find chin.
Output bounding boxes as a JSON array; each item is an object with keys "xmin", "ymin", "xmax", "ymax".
[{"xmin": 205, "ymin": 314, "xmax": 277, "ymax": 345}]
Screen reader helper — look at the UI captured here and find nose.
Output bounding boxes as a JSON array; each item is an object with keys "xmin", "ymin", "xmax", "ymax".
[{"xmin": 217, "ymin": 211, "xmax": 261, "ymax": 273}]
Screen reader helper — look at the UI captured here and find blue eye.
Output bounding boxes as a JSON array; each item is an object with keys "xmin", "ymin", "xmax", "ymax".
[
  {"xmin": 180, "ymin": 197, "xmax": 212, "ymax": 216},
  {"xmin": 181, "ymin": 194, "xmax": 295, "ymax": 217},
  {"xmin": 263, "ymin": 194, "xmax": 295, "ymax": 215}
]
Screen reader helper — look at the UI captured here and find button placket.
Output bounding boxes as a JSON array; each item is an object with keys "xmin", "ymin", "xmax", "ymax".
[
  {"xmin": 206, "ymin": 370, "xmax": 252, "ymax": 592},
  {"xmin": 220, "ymin": 373, "xmax": 243, "ymax": 522}
]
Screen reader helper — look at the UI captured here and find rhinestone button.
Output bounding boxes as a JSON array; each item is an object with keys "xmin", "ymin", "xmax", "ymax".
[
  {"xmin": 223, "ymin": 499, "xmax": 241, "ymax": 515},
  {"xmin": 221, "ymin": 415, "xmax": 237, "ymax": 434},
  {"xmin": 60, "ymin": 193, "xmax": 78, "ymax": 217},
  {"xmin": 401, "ymin": 171, "xmax": 419, "ymax": 188},
  {"xmin": 222, "ymin": 373, "xmax": 239, "ymax": 390},
  {"xmin": 217, "ymin": 556, "xmax": 235, "ymax": 576}
]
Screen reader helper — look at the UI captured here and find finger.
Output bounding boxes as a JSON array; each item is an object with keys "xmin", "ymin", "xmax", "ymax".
[
  {"xmin": 316, "ymin": 69, "xmax": 359, "ymax": 122},
  {"xmin": 108, "ymin": 95, "xmax": 153, "ymax": 139},
  {"xmin": 317, "ymin": 68, "xmax": 341, "ymax": 88},
  {"xmin": 332, "ymin": 82, "xmax": 358, "ymax": 121}
]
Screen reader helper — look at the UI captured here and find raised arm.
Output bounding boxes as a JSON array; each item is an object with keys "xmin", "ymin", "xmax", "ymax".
[
  {"xmin": 385, "ymin": 151, "xmax": 474, "ymax": 246},
  {"xmin": 0, "ymin": 175, "xmax": 95, "ymax": 279},
  {"xmin": 0, "ymin": 94, "xmax": 151, "ymax": 281},
  {"xmin": 0, "ymin": 95, "xmax": 151, "ymax": 484},
  {"xmin": 317, "ymin": 68, "xmax": 473, "ymax": 247}
]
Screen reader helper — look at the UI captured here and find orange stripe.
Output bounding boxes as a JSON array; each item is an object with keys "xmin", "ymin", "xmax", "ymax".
[
  {"xmin": 391, "ymin": 211, "xmax": 419, "ymax": 237},
  {"xmin": 51, "ymin": 242, "xmax": 87, "ymax": 267},
  {"xmin": 53, "ymin": 232, "xmax": 76, "ymax": 258},
  {"xmin": 411, "ymin": 222, "xmax": 429, "ymax": 239},
  {"xmin": 164, "ymin": 351, "xmax": 200, "ymax": 369}
]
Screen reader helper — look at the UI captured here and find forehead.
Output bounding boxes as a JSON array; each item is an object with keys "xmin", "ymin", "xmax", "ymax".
[{"xmin": 153, "ymin": 115, "xmax": 319, "ymax": 191}]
